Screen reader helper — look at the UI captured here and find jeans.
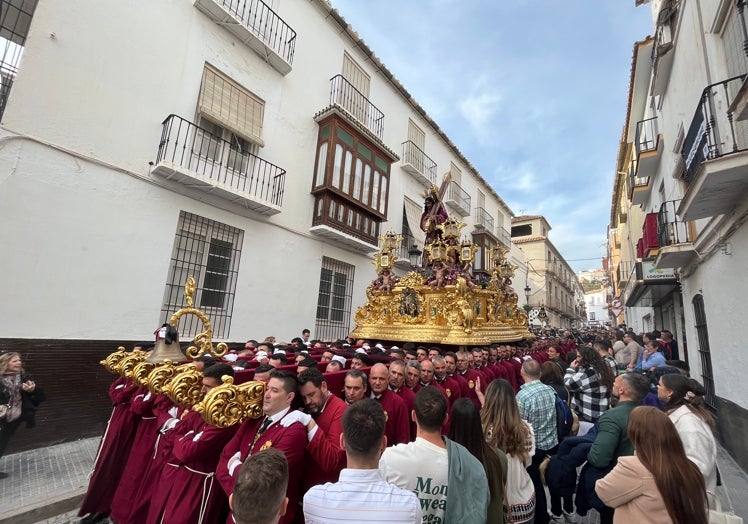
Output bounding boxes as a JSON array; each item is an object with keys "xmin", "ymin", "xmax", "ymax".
[{"xmin": 527, "ymin": 446, "xmax": 557, "ymax": 524}]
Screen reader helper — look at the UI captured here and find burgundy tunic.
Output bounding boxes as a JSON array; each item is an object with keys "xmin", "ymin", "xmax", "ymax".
[
  {"xmin": 147, "ymin": 410, "xmax": 238, "ymax": 524},
  {"xmin": 457, "ymin": 369, "xmax": 483, "ymax": 409},
  {"xmin": 391, "ymin": 386, "xmax": 416, "ymax": 439},
  {"xmin": 78, "ymin": 377, "xmax": 140, "ymax": 516},
  {"xmin": 115, "ymin": 395, "xmax": 177, "ymax": 524},
  {"xmin": 109, "ymin": 389, "xmax": 160, "ymax": 524},
  {"xmin": 372, "ymin": 389, "xmax": 410, "ymax": 446},
  {"xmin": 303, "ymin": 394, "xmax": 347, "ymax": 492},
  {"xmin": 217, "ymin": 411, "xmax": 307, "ymax": 524}
]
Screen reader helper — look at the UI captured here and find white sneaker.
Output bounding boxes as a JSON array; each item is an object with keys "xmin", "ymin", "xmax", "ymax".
[
  {"xmin": 563, "ymin": 510, "xmax": 578, "ymax": 523},
  {"xmin": 549, "ymin": 514, "xmax": 564, "ymax": 523}
]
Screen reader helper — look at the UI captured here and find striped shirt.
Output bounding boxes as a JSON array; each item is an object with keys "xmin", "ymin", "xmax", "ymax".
[{"xmin": 304, "ymin": 468, "xmax": 421, "ymax": 524}]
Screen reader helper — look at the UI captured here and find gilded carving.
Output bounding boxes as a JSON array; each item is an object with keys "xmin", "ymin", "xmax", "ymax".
[{"xmin": 193, "ymin": 377, "xmax": 266, "ymax": 428}]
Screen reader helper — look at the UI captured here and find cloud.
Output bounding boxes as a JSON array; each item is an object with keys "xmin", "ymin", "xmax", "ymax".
[{"xmin": 458, "ymin": 85, "xmax": 503, "ymax": 141}]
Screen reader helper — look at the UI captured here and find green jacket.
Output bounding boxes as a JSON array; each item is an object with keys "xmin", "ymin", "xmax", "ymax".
[
  {"xmin": 444, "ymin": 437, "xmax": 489, "ymax": 524},
  {"xmin": 587, "ymin": 400, "xmax": 638, "ymax": 468}
]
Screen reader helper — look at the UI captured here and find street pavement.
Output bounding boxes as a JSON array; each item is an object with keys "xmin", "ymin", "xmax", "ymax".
[{"xmin": 1, "ymin": 435, "xmax": 747, "ymax": 523}]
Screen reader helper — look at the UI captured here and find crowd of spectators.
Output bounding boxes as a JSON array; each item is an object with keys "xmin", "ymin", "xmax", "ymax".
[{"xmin": 76, "ymin": 325, "xmax": 712, "ymax": 524}]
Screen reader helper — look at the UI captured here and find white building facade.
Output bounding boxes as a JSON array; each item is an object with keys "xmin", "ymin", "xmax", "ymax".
[
  {"xmin": 610, "ymin": 0, "xmax": 748, "ymax": 470},
  {"xmin": 0, "ymin": 0, "xmax": 521, "ymax": 346}
]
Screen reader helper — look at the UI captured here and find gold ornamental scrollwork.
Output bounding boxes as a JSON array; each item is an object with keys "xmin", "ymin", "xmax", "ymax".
[
  {"xmin": 146, "ymin": 360, "xmax": 198, "ymax": 396},
  {"xmin": 101, "ymin": 346, "xmax": 128, "ymax": 374},
  {"xmin": 193, "ymin": 377, "xmax": 266, "ymax": 428},
  {"xmin": 115, "ymin": 350, "xmax": 146, "ymax": 378},
  {"xmin": 168, "ymin": 276, "xmax": 228, "ymax": 359},
  {"xmin": 130, "ymin": 360, "xmax": 158, "ymax": 388},
  {"xmin": 163, "ymin": 365, "xmax": 204, "ymax": 407}
]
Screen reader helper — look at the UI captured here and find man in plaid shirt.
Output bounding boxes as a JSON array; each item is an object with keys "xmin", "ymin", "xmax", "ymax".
[{"xmin": 517, "ymin": 359, "xmax": 558, "ymax": 524}]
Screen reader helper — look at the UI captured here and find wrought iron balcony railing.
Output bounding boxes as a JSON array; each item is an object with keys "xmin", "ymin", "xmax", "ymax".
[
  {"xmin": 156, "ymin": 114, "xmax": 285, "ymax": 207},
  {"xmin": 495, "ymin": 226, "xmax": 511, "ymax": 248},
  {"xmin": 635, "ymin": 117, "xmax": 659, "ymax": 157},
  {"xmin": 444, "ymin": 180, "xmax": 470, "ymax": 216},
  {"xmin": 401, "ymin": 140, "xmax": 437, "ymax": 184},
  {"xmin": 214, "ymin": 0, "xmax": 296, "ymax": 65},
  {"xmin": 682, "ymin": 75, "xmax": 748, "ymax": 185},
  {"xmin": 474, "ymin": 207, "xmax": 494, "ymax": 231},
  {"xmin": 657, "ymin": 199, "xmax": 691, "ymax": 247},
  {"xmin": 329, "ymin": 75, "xmax": 384, "ymax": 139}
]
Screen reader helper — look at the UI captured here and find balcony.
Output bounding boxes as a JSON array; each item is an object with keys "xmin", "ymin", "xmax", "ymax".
[
  {"xmin": 627, "ymin": 159, "xmax": 649, "ymax": 206},
  {"xmin": 329, "ymin": 75, "xmax": 384, "ymax": 140},
  {"xmin": 401, "ymin": 141, "xmax": 437, "ymax": 187},
  {"xmin": 679, "ymin": 75, "xmax": 748, "ymax": 220},
  {"xmin": 193, "ymin": 0, "xmax": 296, "ymax": 75},
  {"xmin": 635, "ymin": 116, "xmax": 663, "ymax": 182},
  {"xmin": 444, "ymin": 180, "xmax": 470, "ymax": 217},
  {"xmin": 474, "ymin": 207, "xmax": 494, "ymax": 231},
  {"xmin": 310, "ymin": 193, "xmax": 380, "ymax": 253},
  {"xmin": 651, "ymin": 23, "xmax": 675, "ymax": 97},
  {"xmin": 495, "ymin": 226, "xmax": 511, "ymax": 248},
  {"xmin": 636, "ymin": 212, "xmax": 659, "ymax": 259},
  {"xmin": 153, "ymin": 115, "xmax": 285, "ymax": 215},
  {"xmin": 616, "ymin": 260, "xmax": 636, "ymax": 291},
  {"xmin": 655, "ymin": 199, "xmax": 697, "ymax": 269}
]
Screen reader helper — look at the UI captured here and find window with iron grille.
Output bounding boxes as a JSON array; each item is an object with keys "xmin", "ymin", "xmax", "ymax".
[
  {"xmin": 315, "ymin": 257, "xmax": 355, "ymax": 341},
  {"xmin": 692, "ymin": 294, "xmax": 716, "ymax": 408},
  {"xmin": 0, "ymin": 0, "xmax": 38, "ymax": 119},
  {"xmin": 161, "ymin": 211, "xmax": 243, "ymax": 339}
]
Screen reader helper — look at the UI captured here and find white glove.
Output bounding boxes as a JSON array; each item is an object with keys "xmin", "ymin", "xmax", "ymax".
[{"xmin": 280, "ymin": 410, "xmax": 311, "ymax": 427}]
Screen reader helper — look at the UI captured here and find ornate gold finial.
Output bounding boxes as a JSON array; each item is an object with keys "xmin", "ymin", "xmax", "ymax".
[
  {"xmin": 169, "ymin": 276, "xmax": 229, "ymax": 359},
  {"xmin": 193, "ymin": 377, "xmax": 266, "ymax": 428},
  {"xmin": 185, "ymin": 276, "xmax": 196, "ymax": 307},
  {"xmin": 163, "ymin": 365, "xmax": 204, "ymax": 407}
]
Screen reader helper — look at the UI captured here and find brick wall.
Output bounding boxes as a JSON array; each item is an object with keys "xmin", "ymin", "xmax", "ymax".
[{"xmin": 1, "ymin": 338, "xmax": 141, "ymax": 454}]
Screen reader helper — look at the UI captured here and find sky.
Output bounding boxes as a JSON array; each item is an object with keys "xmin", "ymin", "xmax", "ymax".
[{"xmin": 330, "ymin": 0, "xmax": 654, "ymax": 273}]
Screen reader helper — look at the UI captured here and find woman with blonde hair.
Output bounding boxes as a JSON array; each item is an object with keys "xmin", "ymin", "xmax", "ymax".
[
  {"xmin": 657, "ymin": 374, "xmax": 717, "ymax": 499},
  {"xmin": 481, "ymin": 379, "xmax": 535, "ymax": 523},
  {"xmin": 0, "ymin": 352, "xmax": 44, "ymax": 472},
  {"xmin": 595, "ymin": 406, "xmax": 708, "ymax": 524}
]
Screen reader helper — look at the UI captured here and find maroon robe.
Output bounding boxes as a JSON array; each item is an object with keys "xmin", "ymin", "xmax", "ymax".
[
  {"xmin": 147, "ymin": 410, "xmax": 238, "ymax": 524},
  {"xmin": 499, "ymin": 361, "xmax": 518, "ymax": 391},
  {"xmin": 303, "ymin": 394, "xmax": 347, "ymax": 492},
  {"xmin": 391, "ymin": 386, "xmax": 416, "ymax": 439},
  {"xmin": 457, "ymin": 369, "xmax": 483, "ymax": 409},
  {"xmin": 109, "ymin": 389, "xmax": 159, "ymax": 524},
  {"xmin": 117, "ymin": 395, "xmax": 178, "ymax": 524},
  {"xmin": 433, "ymin": 375, "xmax": 461, "ymax": 406},
  {"xmin": 79, "ymin": 377, "xmax": 140, "ymax": 516},
  {"xmin": 217, "ymin": 410, "xmax": 307, "ymax": 524},
  {"xmin": 449, "ymin": 372, "xmax": 471, "ymax": 399},
  {"xmin": 372, "ymin": 389, "xmax": 410, "ymax": 446}
]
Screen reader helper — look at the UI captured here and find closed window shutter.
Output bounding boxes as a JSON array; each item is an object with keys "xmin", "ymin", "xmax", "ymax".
[{"xmin": 198, "ymin": 64, "xmax": 265, "ymax": 147}]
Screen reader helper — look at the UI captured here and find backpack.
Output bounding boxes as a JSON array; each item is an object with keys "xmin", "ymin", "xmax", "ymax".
[{"xmin": 555, "ymin": 393, "xmax": 573, "ymax": 439}]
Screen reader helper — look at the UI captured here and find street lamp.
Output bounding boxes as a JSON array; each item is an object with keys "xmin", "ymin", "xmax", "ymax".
[
  {"xmin": 408, "ymin": 245, "xmax": 422, "ymax": 268},
  {"xmin": 523, "ymin": 285, "xmax": 532, "ymax": 313}
]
